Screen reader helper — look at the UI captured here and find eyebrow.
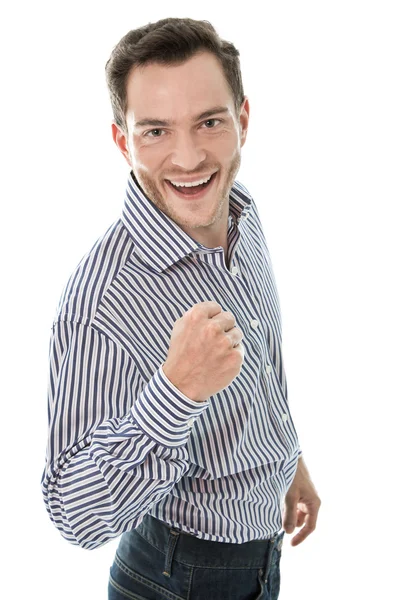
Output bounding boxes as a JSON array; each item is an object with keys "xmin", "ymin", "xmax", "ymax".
[{"xmin": 134, "ymin": 106, "xmax": 230, "ymax": 128}]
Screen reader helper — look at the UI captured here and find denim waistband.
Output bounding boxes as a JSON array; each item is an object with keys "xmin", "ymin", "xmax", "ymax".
[{"xmin": 135, "ymin": 513, "xmax": 285, "ymax": 571}]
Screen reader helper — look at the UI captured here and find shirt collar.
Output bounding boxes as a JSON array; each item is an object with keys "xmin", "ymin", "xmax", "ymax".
[{"xmin": 121, "ymin": 170, "xmax": 253, "ymax": 273}]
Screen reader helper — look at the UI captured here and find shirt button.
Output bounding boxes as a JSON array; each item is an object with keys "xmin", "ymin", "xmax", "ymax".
[
  {"xmin": 266, "ymin": 365, "xmax": 272, "ymax": 374},
  {"xmin": 250, "ymin": 319, "xmax": 259, "ymax": 329},
  {"xmin": 231, "ymin": 266, "xmax": 238, "ymax": 276},
  {"xmin": 188, "ymin": 417, "xmax": 194, "ymax": 428},
  {"xmin": 282, "ymin": 413, "xmax": 288, "ymax": 422}
]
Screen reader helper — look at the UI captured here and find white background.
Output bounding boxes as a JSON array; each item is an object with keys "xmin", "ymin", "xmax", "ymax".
[{"xmin": 1, "ymin": 1, "xmax": 399, "ymax": 598}]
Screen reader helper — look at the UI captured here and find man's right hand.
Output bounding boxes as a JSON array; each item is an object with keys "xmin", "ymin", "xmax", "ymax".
[{"xmin": 163, "ymin": 301, "xmax": 245, "ymax": 403}]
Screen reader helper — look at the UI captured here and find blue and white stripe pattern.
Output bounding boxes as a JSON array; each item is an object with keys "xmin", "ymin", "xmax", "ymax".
[{"xmin": 41, "ymin": 170, "xmax": 302, "ymax": 550}]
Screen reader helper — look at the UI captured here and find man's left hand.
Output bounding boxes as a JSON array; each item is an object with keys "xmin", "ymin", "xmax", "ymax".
[{"xmin": 282, "ymin": 456, "xmax": 321, "ymax": 546}]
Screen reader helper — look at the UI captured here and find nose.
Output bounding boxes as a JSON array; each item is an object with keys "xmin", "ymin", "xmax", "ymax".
[{"xmin": 170, "ymin": 131, "xmax": 206, "ymax": 170}]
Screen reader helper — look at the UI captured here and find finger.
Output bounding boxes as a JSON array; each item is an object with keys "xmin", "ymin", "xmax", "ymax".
[
  {"xmin": 283, "ymin": 502, "xmax": 298, "ymax": 534},
  {"xmin": 296, "ymin": 509, "xmax": 306, "ymax": 527},
  {"xmin": 291, "ymin": 513, "xmax": 316, "ymax": 546}
]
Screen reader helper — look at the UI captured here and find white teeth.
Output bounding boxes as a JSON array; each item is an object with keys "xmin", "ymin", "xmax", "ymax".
[{"xmin": 169, "ymin": 173, "xmax": 214, "ymax": 187}]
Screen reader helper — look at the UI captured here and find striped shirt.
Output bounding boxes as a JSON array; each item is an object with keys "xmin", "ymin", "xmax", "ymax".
[{"xmin": 41, "ymin": 170, "xmax": 302, "ymax": 550}]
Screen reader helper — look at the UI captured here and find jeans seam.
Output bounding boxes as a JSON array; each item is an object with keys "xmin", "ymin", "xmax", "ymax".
[
  {"xmin": 186, "ymin": 565, "xmax": 194, "ymax": 600},
  {"xmin": 109, "ymin": 571, "xmax": 148, "ymax": 600},
  {"xmin": 114, "ymin": 553, "xmax": 185, "ymax": 600}
]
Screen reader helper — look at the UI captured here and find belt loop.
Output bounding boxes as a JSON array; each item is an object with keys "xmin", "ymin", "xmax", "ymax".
[{"xmin": 162, "ymin": 528, "xmax": 181, "ymax": 578}]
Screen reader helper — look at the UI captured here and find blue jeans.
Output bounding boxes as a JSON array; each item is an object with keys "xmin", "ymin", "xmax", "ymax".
[{"xmin": 108, "ymin": 513, "xmax": 284, "ymax": 599}]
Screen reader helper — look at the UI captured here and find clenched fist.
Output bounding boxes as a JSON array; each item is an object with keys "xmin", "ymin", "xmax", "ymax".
[{"xmin": 163, "ymin": 301, "xmax": 245, "ymax": 402}]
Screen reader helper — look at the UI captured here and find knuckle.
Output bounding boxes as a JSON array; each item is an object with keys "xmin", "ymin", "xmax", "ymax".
[
  {"xmin": 187, "ymin": 306, "xmax": 202, "ymax": 323},
  {"xmin": 234, "ymin": 347, "xmax": 244, "ymax": 363},
  {"xmin": 207, "ymin": 321, "xmax": 222, "ymax": 336},
  {"xmin": 223, "ymin": 334, "xmax": 233, "ymax": 349}
]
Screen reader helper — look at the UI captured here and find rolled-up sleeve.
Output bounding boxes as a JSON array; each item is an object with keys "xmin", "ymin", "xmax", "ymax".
[{"xmin": 41, "ymin": 319, "xmax": 209, "ymax": 550}]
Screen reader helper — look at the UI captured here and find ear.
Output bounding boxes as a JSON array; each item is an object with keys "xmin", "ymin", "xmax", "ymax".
[
  {"xmin": 239, "ymin": 96, "xmax": 250, "ymax": 148},
  {"xmin": 111, "ymin": 122, "xmax": 132, "ymax": 167}
]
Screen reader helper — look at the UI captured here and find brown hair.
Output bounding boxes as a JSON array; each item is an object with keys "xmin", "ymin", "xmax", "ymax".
[{"xmin": 105, "ymin": 18, "xmax": 245, "ymax": 134}]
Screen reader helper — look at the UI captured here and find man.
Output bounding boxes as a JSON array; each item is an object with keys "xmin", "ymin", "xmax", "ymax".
[{"xmin": 41, "ymin": 17, "xmax": 321, "ymax": 600}]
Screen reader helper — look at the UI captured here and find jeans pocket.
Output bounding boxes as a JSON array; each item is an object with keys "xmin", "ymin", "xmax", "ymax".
[
  {"xmin": 109, "ymin": 525, "xmax": 193, "ymax": 600},
  {"xmin": 108, "ymin": 566, "xmax": 149, "ymax": 600},
  {"xmin": 109, "ymin": 552, "xmax": 189, "ymax": 600}
]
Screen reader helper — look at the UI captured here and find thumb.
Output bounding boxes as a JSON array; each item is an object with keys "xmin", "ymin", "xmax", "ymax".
[{"xmin": 283, "ymin": 495, "xmax": 297, "ymax": 534}]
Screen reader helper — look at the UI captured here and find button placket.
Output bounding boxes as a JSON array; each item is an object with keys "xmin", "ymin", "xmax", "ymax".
[
  {"xmin": 222, "ymin": 249, "xmax": 266, "ymax": 357},
  {"xmin": 231, "ymin": 261, "xmax": 256, "ymax": 302}
]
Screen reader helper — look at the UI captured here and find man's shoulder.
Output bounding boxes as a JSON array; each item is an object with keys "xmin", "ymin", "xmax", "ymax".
[{"xmin": 52, "ymin": 218, "xmax": 134, "ymax": 326}]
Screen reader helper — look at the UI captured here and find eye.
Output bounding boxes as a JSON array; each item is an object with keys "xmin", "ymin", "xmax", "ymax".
[
  {"xmin": 144, "ymin": 129, "xmax": 165, "ymax": 138},
  {"xmin": 202, "ymin": 118, "xmax": 222, "ymax": 128}
]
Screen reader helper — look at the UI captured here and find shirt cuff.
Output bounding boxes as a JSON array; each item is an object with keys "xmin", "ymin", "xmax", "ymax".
[{"xmin": 130, "ymin": 363, "xmax": 210, "ymax": 447}]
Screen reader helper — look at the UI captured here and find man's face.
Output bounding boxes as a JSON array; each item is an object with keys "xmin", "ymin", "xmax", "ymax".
[{"xmin": 113, "ymin": 51, "xmax": 249, "ymax": 240}]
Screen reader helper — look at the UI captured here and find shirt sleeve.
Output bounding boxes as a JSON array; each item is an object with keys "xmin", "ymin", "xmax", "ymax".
[{"xmin": 41, "ymin": 319, "xmax": 209, "ymax": 550}]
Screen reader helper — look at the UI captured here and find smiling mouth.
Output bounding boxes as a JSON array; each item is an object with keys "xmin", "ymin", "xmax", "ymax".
[{"xmin": 165, "ymin": 171, "xmax": 218, "ymax": 199}]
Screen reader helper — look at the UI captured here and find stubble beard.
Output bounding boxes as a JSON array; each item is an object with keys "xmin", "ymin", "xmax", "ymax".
[{"xmin": 131, "ymin": 149, "xmax": 241, "ymax": 230}]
